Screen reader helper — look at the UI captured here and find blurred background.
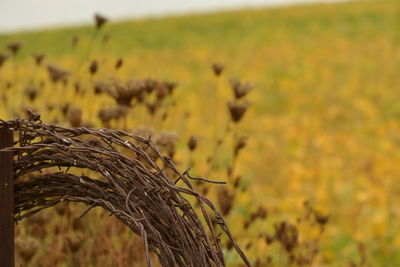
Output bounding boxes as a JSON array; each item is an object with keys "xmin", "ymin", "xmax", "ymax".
[
  {"xmin": 0, "ymin": 0, "xmax": 350, "ymax": 32},
  {"xmin": 1, "ymin": 0, "xmax": 398, "ymax": 266}
]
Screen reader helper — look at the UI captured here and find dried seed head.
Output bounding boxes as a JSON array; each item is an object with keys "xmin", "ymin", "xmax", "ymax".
[
  {"xmin": 156, "ymin": 131, "xmax": 178, "ymax": 158},
  {"xmin": 46, "ymin": 103, "xmax": 55, "ymax": 112},
  {"xmin": 26, "ymin": 213, "xmax": 49, "ymax": 239},
  {"xmin": 26, "ymin": 109, "xmax": 41, "ymax": 122},
  {"xmin": 217, "ymin": 187, "xmax": 235, "ymax": 216},
  {"xmin": 212, "ymin": 62, "xmax": 225, "ymax": 76},
  {"xmin": 200, "ymin": 185, "xmax": 209, "ymax": 196},
  {"xmin": 144, "ymin": 78, "xmax": 157, "ymax": 93},
  {"xmin": 89, "ymin": 59, "xmax": 98, "ymax": 75},
  {"xmin": 61, "ymin": 103, "xmax": 70, "ymax": 117},
  {"xmin": 74, "ymin": 81, "xmax": 83, "ymax": 95},
  {"xmin": 265, "ymin": 234, "xmax": 274, "ymax": 245},
  {"xmin": 226, "ymin": 166, "xmax": 233, "ymax": 177},
  {"xmin": 134, "ymin": 126, "xmax": 154, "ymax": 140},
  {"xmin": 161, "ymin": 111, "xmax": 168, "ymax": 121},
  {"xmin": 156, "ymin": 83, "xmax": 169, "ymax": 101},
  {"xmin": 164, "ymin": 81, "xmax": 177, "ymax": 95},
  {"xmin": 314, "ymin": 211, "xmax": 329, "ymax": 226},
  {"xmin": 94, "ymin": 80, "xmax": 111, "ymax": 94},
  {"xmin": 47, "ymin": 64, "xmax": 69, "ymax": 83},
  {"xmin": 24, "ymin": 86, "xmax": 38, "ymax": 102},
  {"xmin": 94, "ymin": 13, "xmax": 108, "ymax": 29},
  {"xmin": 245, "ymin": 206, "xmax": 268, "ymax": 229},
  {"xmin": 67, "ymin": 106, "xmax": 82, "ymax": 127},
  {"xmin": 7, "ymin": 42, "xmax": 22, "ymax": 55},
  {"xmin": 33, "ymin": 53, "xmax": 45, "ymax": 66},
  {"xmin": 0, "ymin": 53, "xmax": 9, "ymax": 68},
  {"xmin": 188, "ymin": 136, "xmax": 198, "ymax": 151},
  {"xmin": 245, "ymin": 242, "xmax": 252, "ymax": 250},
  {"xmin": 72, "ymin": 218, "xmax": 85, "ymax": 231},
  {"xmin": 125, "ymin": 79, "xmax": 147, "ymax": 103},
  {"xmin": 98, "ymin": 106, "xmax": 129, "ymax": 127},
  {"xmin": 256, "ymin": 206, "xmax": 268, "ymax": 219},
  {"xmin": 55, "ymin": 203, "xmax": 70, "ymax": 216},
  {"xmin": 274, "ymin": 221, "xmax": 298, "ymax": 252},
  {"xmin": 226, "ymin": 239, "xmax": 234, "ymax": 250},
  {"xmin": 228, "ymin": 101, "xmax": 249, "ymax": 123},
  {"xmin": 230, "ymin": 79, "xmax": 253, "ymax": 99},
  {"xmin": 115, "ymin": 58, "xmax": 123, "ymax": 69},
  {"xmin": 234, "ymin": 136, "xmax": 247, "ymax": 158},
  {"xmin": 233, "ymin": 175, "xmax": 241, "ymax": 188},
  {"xmin": 66, "ymin": 233, "xmax": 85, "ymax": 253},
  {"xmin": 109, "ymin": 82, "xmax": 137, "ymax": 107},
  {"xmin": 16, "ymin": 236, "xmax": 39, "ymax": 264},
  {"xmin": 146, "ymin": 102, "xmax": 158, "ymax": 115},
  {"xmin": 81, "ymin": 121, "xmax": 94, "ymax": 128}
]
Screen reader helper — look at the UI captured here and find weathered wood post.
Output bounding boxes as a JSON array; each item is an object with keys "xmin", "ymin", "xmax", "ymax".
[{"xmin": 0, "ymin": 127, "xmax": 14, "ymax": 267}]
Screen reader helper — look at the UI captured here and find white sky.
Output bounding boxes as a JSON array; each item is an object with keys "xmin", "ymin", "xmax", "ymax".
[{"xmin": 0, "ymin": 0, "xmax": 353, "ymax": 33}]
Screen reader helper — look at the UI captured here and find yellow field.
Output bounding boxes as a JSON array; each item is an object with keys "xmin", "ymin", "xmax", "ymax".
[{"xmin": 0, "ymin": 0, "xmax": 399, "ymax": 265}]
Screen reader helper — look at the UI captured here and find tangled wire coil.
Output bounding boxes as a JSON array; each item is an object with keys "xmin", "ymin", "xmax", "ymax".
[{"xmin": 0, "ymin": 118, "xmax": 250, "ymax": 267}]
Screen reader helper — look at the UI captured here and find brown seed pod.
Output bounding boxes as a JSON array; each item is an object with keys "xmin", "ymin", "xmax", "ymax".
[
  {"xmin": 155, "ymin": 83, "xmax": 169, "ymax": 101},
  {"xmin": 144, "ymin": 78, "xmax": 157, "ymax": 93},
  {"xmin": 217, "ymin": 187, "xmax": 235, "ymax": 216},
  {"xmin": 47, "ymin": 64, "xmax": 69, "ymax": 83},
  {"xmin": 108, "ymin": 81, "xmax": 138, "ymax": 107},
  {"xmin": 265, "ymin": 234, "xmax": 274, "ymax": 245},
  {"xmin": 228, "ymin": 101, "xmax": 250, "ymax": 123},
  {"xmin": 233, "ymin": 175, "xmax": 241, "ymax": 188},
  {"xmin": 314, "ymin": 211, "xmax": 329, "ymax": 226},
  {"xmin": 115, "ymin": 58, "xmax": 123, "ymax": 69},
  {"xmin": 0, "ymin": 53, "xmax": 9, "ymax": 68},
  {"xmin": 94, "ymin": 80, "xmax": 111, "ymax": 94},
  {"xmin": 98, "ymin": 106, "xmax": 129, "ymax": 127},
  {"xmin": 244, "ymin": 206, "xmax": 268, "ymax": 229},
  {"xmin": 188, "ymin": 136, "xmax": 198, "ymax": 151},
  {"xmin": 61, "ymin": 103, "xmax": 70, "ymax": 118},
  {"xmin": 274, "ymin": 221, "xmax": 298, "ymax": 252},
  {"xmin": 89, "ymin": 60, "xmax": 98, "ymax": 75},
  {"xmin": 212, "ymin": 62, "xmax": 225, "ymax": 76},
  {"xmin": 24, "ymin": 86, "xmax": 38, "ymax": 102},
  {"xmin": 32, "ymin": 53, "xmax": 45, "ymax": 66},
  {"xmin": 230, "ymin": 79, "xmax": 253, "ymax": 99},
  {"xmin": 146, "ymin": 102, "xmax": 158, "ymax": 115},
  {"xmin": 94, "ymin": 13, "xmax": 108, "ymax": 29},
  {"xmin": 74, "ymin": 81, "xmax": 84, "ymax": 95},
  {"xmin": 7, "ymin": 42, "xmax": 22, "ymax": 55},
  {"xmin": 156, "ymin": 131, "xmax": 178, "ymax": 158},
  {"xmin": 66, "ymin": 233, "xmax": 85, "ymax": 253},
  {"xmin": 15, "ymin": 236, "xmax": 39, "ymax": 264},
  {"xmin": 67, "ymin": 106, "xmax": 82, "ymax": 127},
  {"xmin": 25, "ymin": 109, "xmax": 41, "ymax": 122},
  {"xmin": 46, "ymin": 103, "xmax": 55, "ymax": 112},
  {"xmin": 164, "ymin": 81, "xmax": 177, "ymax": 95},
  {"xmin": 234, "ymin": 136, "xmax": 247, "ymax": 158}
]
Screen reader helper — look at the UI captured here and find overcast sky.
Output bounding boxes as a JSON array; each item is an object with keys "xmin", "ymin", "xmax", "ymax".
[{"xmin": 0, "ymin": 0, "xmax": 352, "ymax": 33}]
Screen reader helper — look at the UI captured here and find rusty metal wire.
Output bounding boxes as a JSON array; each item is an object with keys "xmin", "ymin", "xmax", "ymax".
[{"xmin": 0, "ymin": 118, "xmax": 250, "ymax": 267}]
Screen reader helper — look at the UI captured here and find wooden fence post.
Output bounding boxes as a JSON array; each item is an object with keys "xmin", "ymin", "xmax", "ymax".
[{"xmin": 0, "ymin": 127, "xmax": 14, "ymax": 267}]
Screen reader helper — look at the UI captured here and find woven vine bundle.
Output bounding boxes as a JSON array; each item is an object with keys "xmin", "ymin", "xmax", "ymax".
[{"xmin": 0, "ymin": 119, "xmax": 250, "ymax": 267}]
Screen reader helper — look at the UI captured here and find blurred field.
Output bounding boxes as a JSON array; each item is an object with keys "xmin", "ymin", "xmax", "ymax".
[{"xmin": 1, "ymin": 0, "xmax": 399, "ymax": 265}]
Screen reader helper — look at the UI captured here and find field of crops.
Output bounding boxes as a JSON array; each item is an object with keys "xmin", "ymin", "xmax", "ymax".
[{"xmin": 0, "ymin": 0, "xmax": 399, "ymax": 265}]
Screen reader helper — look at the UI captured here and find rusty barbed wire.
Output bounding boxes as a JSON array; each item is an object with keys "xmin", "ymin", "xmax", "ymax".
[{"xmin": 0, "ymin": 118, "xmax": 250, "ymax": 267}]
